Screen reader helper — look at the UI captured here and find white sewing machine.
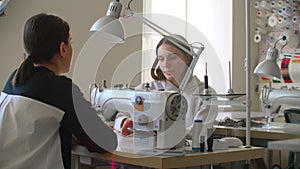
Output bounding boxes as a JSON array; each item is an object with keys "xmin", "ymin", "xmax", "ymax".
[
  {"xmin": 89, "ymin": 83, "xmax": 188, "ymax": 150},
  {"xmin": 260, "ymin": 85, "xmax": 300, "ymax": 120}
]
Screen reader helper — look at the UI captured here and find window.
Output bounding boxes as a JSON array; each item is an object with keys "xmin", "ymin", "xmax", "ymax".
[{"xmin": 142, "ymin": 0, "xmax": 232, "ymax": 94}]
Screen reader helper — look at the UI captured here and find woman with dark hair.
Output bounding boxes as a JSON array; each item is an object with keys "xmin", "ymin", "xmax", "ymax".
[
  {"xmin": 114, "ymin": 34, "xmax": 218, "ymax": 139},
  {"xmin": 1, "ymin": 13, "xmax": 117, "ymax": 169}
]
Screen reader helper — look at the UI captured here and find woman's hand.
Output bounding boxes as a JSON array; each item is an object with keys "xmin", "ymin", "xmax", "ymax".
[{"xmin": 121, "ymin": 118, "xmax": 133, "ymax": 136}]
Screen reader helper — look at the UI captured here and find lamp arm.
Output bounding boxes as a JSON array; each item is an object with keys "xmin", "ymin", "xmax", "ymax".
[
  {"xmin": 178, "ymin": 45, "xmax": 204, "ymax": 94},
  {"xmin": 143, "ymin": 16, "xmax": 198, "ymax": 58},
  {"xmin": 125, "ymin": 0, "xmax": 170, "ymax": 36},
  {"xmin": 143, "ymin": 17, "xmax": 171, "ymax": 35}
]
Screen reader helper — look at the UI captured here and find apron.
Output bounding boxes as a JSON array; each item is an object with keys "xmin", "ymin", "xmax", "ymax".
[{"xmin": 0, "ymin": 92, "xmax": 65, "ymax": 169}]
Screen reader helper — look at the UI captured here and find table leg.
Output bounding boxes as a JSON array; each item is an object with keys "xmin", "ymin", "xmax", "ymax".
[
  {"xmin": 73, "ymin": 154, "xmax": 82, "ymax": 169},
  {"xmin": 295, "ymin": 152, "xmax": 300, "ymax": 169},
  {"xmin": 268, "ymin": 150, "xmax": 273, "ymax": 169},
  {"xmin": 252, "ymin": 158, "xmax": 267, "ymax": 169}
]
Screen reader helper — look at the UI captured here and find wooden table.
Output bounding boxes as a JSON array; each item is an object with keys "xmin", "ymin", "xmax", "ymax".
[
  {"xmin": 72, "ymin": 133, "xmax": 266, "ymax": 169},
  {"xmin": 214, "ymin": 122, "xmax": 300, "ymax": 140},
  {"xmin": 268, "ymin": 138, "xmax": 300, "ymax": 168},
  {"xmin": 214, "ymin": 122, "xmax": 300, "ymax": 168}
]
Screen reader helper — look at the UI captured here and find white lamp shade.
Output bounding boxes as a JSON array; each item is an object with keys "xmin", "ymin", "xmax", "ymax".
[
  {"xmin": 253, "ymin": 59, "xmax": 281, "ymax": 80},
  {"xmin": 90, "ymin": 16, "xmax": 125, "ymax": 43}
]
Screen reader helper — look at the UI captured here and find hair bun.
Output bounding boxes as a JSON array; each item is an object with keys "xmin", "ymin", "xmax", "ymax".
[{"xmin": 166, "ymin": 34, "xmax": 191, "ymax": 52}]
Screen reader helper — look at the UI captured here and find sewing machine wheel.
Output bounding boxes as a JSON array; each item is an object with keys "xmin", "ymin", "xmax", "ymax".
[{"xmin": 165, "ymin": 94, "xmax": 188, "ymax": 121}]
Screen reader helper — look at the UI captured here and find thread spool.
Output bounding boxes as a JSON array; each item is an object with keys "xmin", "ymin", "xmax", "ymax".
[
  {"xmin": 257, "ymin": 10, "xmax": 264, "ymax": 18},
  {"xmin": 268, "ymin": 15, "xmax": 278, "ymax": 27},
  {"xmin": 254, "ymin": 1, "xmax": 262, "ymax": 9},
  {"xmin": 192, "ymin": 120, "xmax": 203, "ymax": 151},
  {"xmin": 271, "ymin": 1, "xmax": 277, "ymax": 8},
  {"xmin": 278, "ymin": 0, "xmax": 284, "ymax": 8},
  {"xmin": 261, "ymin": 0, "xmax": 272, "ymax": 10},
  {"xmin": 254, "ymin": 33, "xmax": 263, "ymax": 43},
  {"xmin": 292, "ymin": 15, "xmax": 300, "ymax": 24},
  {"xmin": 292, "ymin": 8, "xmax": 298, "ymax": 14}
]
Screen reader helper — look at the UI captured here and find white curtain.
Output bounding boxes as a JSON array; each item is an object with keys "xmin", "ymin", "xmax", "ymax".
[{"xmin": 142, "ymin": 0, "xmax": 232, "ymax": 94}]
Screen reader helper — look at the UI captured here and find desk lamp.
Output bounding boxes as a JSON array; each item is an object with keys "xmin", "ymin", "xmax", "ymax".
[
  {"xmin": 0, "ymin": 0, "xmax": 10, "ymax": 16},
  {"xmin": 253, "ymin": 36, "xmax": 287, "ymax": 80},
  {"xmin": 90, "ymin": 0, "xmax": 125, "ymax": 43},
  {"xmin": 254, "ymin": 36, "xmax": 287, "ymax": 128}
]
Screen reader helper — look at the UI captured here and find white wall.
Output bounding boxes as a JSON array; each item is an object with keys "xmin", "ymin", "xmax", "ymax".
[
  {"xmin": 0, "ymin": 0, "xmax": 143, "ymax": 98},
  {"xmin": 187, "ymin": 0, "xmax": 232, "ymax": 95}
]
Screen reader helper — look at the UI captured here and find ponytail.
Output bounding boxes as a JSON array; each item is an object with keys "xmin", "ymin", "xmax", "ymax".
[
  {"xmin": 11, "ymin": 13, "xmax": 70, "ymax": 86},
  {"xmin": 11, "ymin": 55, "xmax": 35, "ymax": 86}
]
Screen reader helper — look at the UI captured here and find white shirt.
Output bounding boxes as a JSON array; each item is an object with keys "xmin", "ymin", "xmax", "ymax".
[{"xmin": 114, "ymin": 75, "xmax": 218, "ymax": 138}]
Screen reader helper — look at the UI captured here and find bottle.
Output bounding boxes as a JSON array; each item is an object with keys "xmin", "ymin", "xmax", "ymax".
[
  {"xmin": 192, "ymin": 119, "xmax": 203, "ymax": 151},
  {"xmin": 200, "ymin": 135, "xmax": 205, "ymax": 152},
  {"xmin": 207, "ymin": 127, "xmax": 214, "ymax": 152}
]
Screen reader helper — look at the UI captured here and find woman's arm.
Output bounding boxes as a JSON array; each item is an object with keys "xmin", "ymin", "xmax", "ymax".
[
  {"xmin": 69, "ymin": 84, "xmax": 118, "ymax": 152},
  {"xmin": 114, "ymin": 111, "xmax": 133, "ymax": 136}
]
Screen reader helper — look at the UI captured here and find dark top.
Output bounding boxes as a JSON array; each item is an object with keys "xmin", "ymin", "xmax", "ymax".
[{"xmin": 3, "ymin": 66, "xmax": 107, "ymax": 169}]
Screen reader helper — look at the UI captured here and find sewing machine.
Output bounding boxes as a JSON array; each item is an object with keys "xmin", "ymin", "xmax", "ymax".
[
  {"xmin": 89, "ymin": 83, "xmax": 188, "ymax": 150},
  {"xmin": 260, "ymin": 85, "xmax": 300, "ymax": 123}
]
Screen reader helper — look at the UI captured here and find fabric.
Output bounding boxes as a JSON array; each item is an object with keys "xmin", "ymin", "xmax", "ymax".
[
  {"xmin": 2, "ymin": 67, "xmax": 117, "ymax": 169},
  {"xmin": 114, "ymin": 75, "xmax": 219, "ymax": 138},
  {"xmin": 0, "ymin": 92, "xmax": 65, "ymax": 169}
]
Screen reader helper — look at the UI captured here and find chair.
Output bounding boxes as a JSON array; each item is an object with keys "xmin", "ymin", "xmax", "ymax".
[
  {"xmin": 0, "ymin": 92, "xmax": 65, "ymax": 169},
  {"xmin": 283, "ymin": 108, "xmax": 300, "ymax": 169}
]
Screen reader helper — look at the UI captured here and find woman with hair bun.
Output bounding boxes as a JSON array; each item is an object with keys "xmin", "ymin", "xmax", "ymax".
[{"xmin": 114, "ymin": 34, "xmax": 218, "ymax": 139}]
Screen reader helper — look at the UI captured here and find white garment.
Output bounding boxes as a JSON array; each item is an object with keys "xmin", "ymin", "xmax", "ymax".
[
  {"xmin": 0, "ymin": 92, "xmax": 65, "ymax": 169},
  {"xmin": 114, "ymin": 76, "xmax": 219, "ymax": 138}
]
